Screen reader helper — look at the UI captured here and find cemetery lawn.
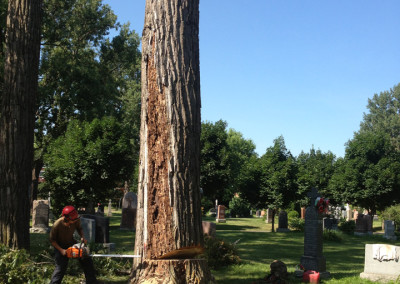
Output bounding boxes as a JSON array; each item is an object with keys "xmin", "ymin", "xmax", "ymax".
[
  {"xmin": 30, "ymin": 213, "xmax": 398, "ymax": 283},
  {"xmin": 208, "ymin": 216, "xmax": 399, "ymax": 284}
]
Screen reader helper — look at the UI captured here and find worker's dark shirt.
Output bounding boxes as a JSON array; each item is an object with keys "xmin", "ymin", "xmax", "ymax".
[{"xmin": 50, "ymin": 217, "xmax": 82, "ymax": 249}]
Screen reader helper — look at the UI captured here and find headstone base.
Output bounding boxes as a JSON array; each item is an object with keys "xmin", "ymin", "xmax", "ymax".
[
  {"xmin": 354, "ymin": 231, "xmax": 373, "ymax": 236},
  {"xmin": 300, "ymin": 255, "xmax": 327, "ymax": 272},
  {"xmin": 103, "ymin": 243, "xmax": 116, "ymax": 253},
  {"xmin": 360, "ymin": 272, "xmax": 399, "ymax": 282},
  {"xmin": 30, "ymin": 227, "xmax": 50, "ymax": 233},
  {"xmin": 319, "ymin": 271, "xmax": 331, "ymax": 279},
  {"xmin": 384, "ymin": 235, "xmax": 397, "ymax": 241},
  {"xmin": 276, "ymin": 228, "xmax": 291, "ymax": 232},
  {"xmin": 216, "ymin": 219, "xmax": 226, "ymax": 223}
]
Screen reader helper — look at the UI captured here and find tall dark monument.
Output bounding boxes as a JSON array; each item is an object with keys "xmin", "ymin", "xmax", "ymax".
[{"xmin": 300, "ymin": 188, "xmax": 330, "ymax": 278}]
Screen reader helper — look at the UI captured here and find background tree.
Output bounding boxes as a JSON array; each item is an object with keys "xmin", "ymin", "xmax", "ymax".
[
  {"xmin": 133, "ymin": 0, "xmax": 211, "ymax": 282},
  {"xmin": 296, "ymin": 148, "xmax": 336, "ymax": 206},
  {"xmin": 258, "ymin": 136, "xmax": 298, "ymax": 232},
  {"xmin": 235, "ymin": 155, "xmax": 262, "ymax": 208},
  {"xmin": 40, "ymin": 117, "xmax": 135, "ymax": 214},
  {"xmin": 360, "ymin": 83, "xmax": 400, "ymax": 149},
  {"xmin": 329, "ymin": 131, "xmax": 400, "ymax": 216},
  {"xmin": 200, "ymin": 120, "xmax": 231, "ymax": 207},
  {"xmin": 0, "ymin": 0, "xmax": 41, "ymax": 249},
  {"xmin": 226, "ymin": 129, "xmax": 258, "ymax": 194},
  {"xmin": 0, "ymin": 0, "xmax": 6, "ymax": 93},
  {"xmin": 34, "ymin": 0, "xmax": 141, "ymax": 202}
]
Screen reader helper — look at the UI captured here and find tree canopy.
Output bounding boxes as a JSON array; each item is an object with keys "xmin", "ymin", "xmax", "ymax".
[
  {"xmin": 41, "ymin": 117, "xmax": 134, "ymax": 214},
  {"xmin": 35, "ymin": 0, "xmax": 142, "ymax": 204},
  {"xmin": 329, "ymin": 131, "xmax": 400, "ymax": 214}
]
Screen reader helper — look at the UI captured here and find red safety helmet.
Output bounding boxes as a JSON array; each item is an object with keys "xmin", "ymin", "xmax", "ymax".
[{"xmin": 62, "ymin": 205, "xmax": 79, "ymax": 220}]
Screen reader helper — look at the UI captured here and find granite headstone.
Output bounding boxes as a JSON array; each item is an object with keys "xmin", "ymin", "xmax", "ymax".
[
  {"xmin": 277, "ymin": 211, "xmax": 290, "ymax": 232},
  {"xmin": 300, "ymin": 188, "xmax": 330, "ymax": 278},
  {"xmin": 30, "ymin": 200, "xmax": 50, "ymax": 233}
]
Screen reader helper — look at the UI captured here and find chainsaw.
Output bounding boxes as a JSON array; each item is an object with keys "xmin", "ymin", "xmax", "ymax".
[
  {"xmin": 65, "ymin": 242, "xmax": 90, "ymax": 258},
  {"xmin": 66, "ymin": 241, "xmax": 139, "ymax": 259}
]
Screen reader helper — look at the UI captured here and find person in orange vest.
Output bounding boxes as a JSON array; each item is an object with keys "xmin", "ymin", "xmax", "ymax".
[{"xmin": 49, "ymin": 205, "xmax": 98, "ymax": 284}]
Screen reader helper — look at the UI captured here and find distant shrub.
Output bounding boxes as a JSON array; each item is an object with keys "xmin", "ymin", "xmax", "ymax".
[
  {"xmin": 380, "ymin": 204, "xmax": 400, "ymax": 230},
  {"xmin": 287, "ymin": 210, "xmax": 299, "ymax": 220},
  {"xmin": 338, "ymin": 220, "xmax": 355, "ymax": 234},
  {"xmin": 323, "ymin": 230, "xmax": 343, "ymax": 242},
  {"xmin": 203, "ymin": 236, "xmax": 241, "ymax": 269},
  {"xmin": 288, "ymin": 217, "xmax": 305, "ymax": 231},
  {"xmin": 229, "ymin": 197, "xmax": 251, "ymax": 217}
]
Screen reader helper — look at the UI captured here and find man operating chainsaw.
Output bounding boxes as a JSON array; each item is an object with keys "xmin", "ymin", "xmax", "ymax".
[{"xmin": 49, "ymin": 205, "xmax": 98, "ymax": 284}]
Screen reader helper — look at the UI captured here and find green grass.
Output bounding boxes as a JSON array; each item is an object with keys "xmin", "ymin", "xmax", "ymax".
[
  {"xmin": 210, "ymin": 217, "xmax": 399, "ymax": 284},
  {"xmin": 30, "ymin": 213, "xmax": 399, "ymax": 283}
]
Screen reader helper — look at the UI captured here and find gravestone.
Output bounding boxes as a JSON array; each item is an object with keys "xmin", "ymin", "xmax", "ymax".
[
  {"xmin": 216, "ymin": 205, "xmax": 226, "ymax": 223},
  {"xmin": 202, "ymin": 221, "xmax": 216, "ymax": 237},
  {"xmin": 353, "ymin": 210, "xmax": 359, "ymax": 220},
  {"xmin": 364, "ymin": 214, "xmax": 373, "ymax": 234},
  {"xmin": 277, "ymin": 211, "xmax": 290, "ymax": 232},
  {"xmin": 122, "ymin": 191, "xmax": 137, "ymax": 209},
  {"xmin": 323, "ymin": 217, "xmax": 338, "ymax": 231},
  {"xmin": 301, "ymin": 207, "xmax": 306, "ymax": 219},
  {"xmin": 107, "ymin": 199, "xmax": 112, "ymax": 217},
  {"xmin": 384, "ymin": 220, "xmax": 397, "ymax": 241},
  {"xmin": 346, "ymin": 209, "xmax": 352, "ymax": 221},
  {"xmin": 266, "ymin": 208, "xmax": 273, "ymax": 223},
  {"xmin": 30, "ymin": 200, "xmax": 50, "ymax": 233},
  {"xmin": 355, "ymin": 214, "xmax": 373, "ymax": 236},
  {"xmin": 96, "ymin": 203, "xmax": 104, "ymax": 216},
  {"xmin": 80, "ymin": 217, "xmax": 96, "ymax": 243},
  {"xmin": 209, "ymin": 208, "xmax": 217, "ymax": 217},
  {"xmin": 256, "ymin": 210, "xmax": 261, "ymax": 218},
  {"xmin": 300, "ymin": 188, "xmax": 330, "ymax": 278},
  {"xmin": 82, "ymin": 214, "xmax": 110, "ymax": 243},
  {"xmin": 360, "ymin": 244, "xmax": 400, "ymax": 282},
  {"xmin": 120, "ymin": 192, "xmax": 137, "ymax": 230},
  {"xmin": 260, "ymin": 210, "xmax": 266, "ymax": 217}
]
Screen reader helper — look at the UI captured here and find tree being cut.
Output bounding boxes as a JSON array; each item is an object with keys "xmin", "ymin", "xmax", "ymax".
[{"xmin": 130, "ymin": 0, "xmax": 213, "ymax": 283}]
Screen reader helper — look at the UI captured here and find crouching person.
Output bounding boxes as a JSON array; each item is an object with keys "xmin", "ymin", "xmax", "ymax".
[{"xmin": 50, "ymin": 205, "xmax": 98, "ymax": 284}]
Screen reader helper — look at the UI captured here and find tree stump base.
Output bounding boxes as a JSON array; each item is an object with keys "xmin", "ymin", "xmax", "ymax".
[{"xmin": 130, "ymin": 259, "xmax": 214, "ymax": 284}]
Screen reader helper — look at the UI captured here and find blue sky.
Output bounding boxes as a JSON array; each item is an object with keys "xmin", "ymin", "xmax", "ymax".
[{"xmin": 103, "ymin": 0, "xmax": 400, "ymax": 158}]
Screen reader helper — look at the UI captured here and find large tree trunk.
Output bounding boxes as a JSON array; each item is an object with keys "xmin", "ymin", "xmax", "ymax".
[
  {"xmin": 131, "ymin": 0, "xmax": 212, "ymax": 283},
  {"xmin": 0, "ymin": 0, "xmax": 41, "ymax": 249}
]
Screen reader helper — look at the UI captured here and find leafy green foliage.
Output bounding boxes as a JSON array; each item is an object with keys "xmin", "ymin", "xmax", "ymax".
[
  {"xmin": 288, "ymin": 217, "xmax": 305, "ymax": 231},
  {"xmin": 287, "ymin": 210, "xmax": 299, "ymax": 219},
  {"xmin": 380, "ymin": 204, "xmax": 400, "ymax": 230},
  {"xmin": 0, "ymin": 244, "xmax": 52, "ymax": 283},
  {"xmin": 35, "ymin": 0, "xmax": 142, "ymax": 196},
  {"xmin": 203, "ymin": 236, "xmax": 241, "ymax": 269},
  {"xmin": 338, "ymin": 220, "xmax": 356, "ymax": 235},
  {"xmin": 229, "ymin": 196, "xmax": 251, "ymax": 217},
  {"xmin": 258, "ymin": 136, "xmax": 298, "ymax": 211},
  {"xmin": 41, "ymin": 117, "xmax": 134, "ymax": 213},
  {"xmin": 296, "ymin": 148, "xmax": 336, "ymax": 206},
  {"xmin": 200, "ymin": 120, "xmax": 231, "ymax": 205},
  {"xmin": 329, "ymin": 131, "xmax": 400, "ymax": 214},
  {"xmin": 323, "ymin": 230, "xmax": 343, "ymax": 242},
  {"xmin": 235, "ymin": 155, "xmax": 262, "ymax": 208},
  {"xmin": 360, "ymin": 83, "xmax": 400, "ymax": 149},
  {"xmin": 89, "ymin": 243, "xmax": 131, "ymax": 276}
]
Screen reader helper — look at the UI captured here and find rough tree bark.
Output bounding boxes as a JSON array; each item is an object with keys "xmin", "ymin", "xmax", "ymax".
[
  {"xmin": 131, "ymin": 0, "xmax": 212, "ymax": 283},
  {"xmin": 0, "ymin": 0, "xmax": 42, "ymax": 249}
]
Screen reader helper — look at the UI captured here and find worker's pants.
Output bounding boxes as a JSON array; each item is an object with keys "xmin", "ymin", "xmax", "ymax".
[{"xmin": 50, "ymin": 249, "xmax": 97, "ymax": 284}]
